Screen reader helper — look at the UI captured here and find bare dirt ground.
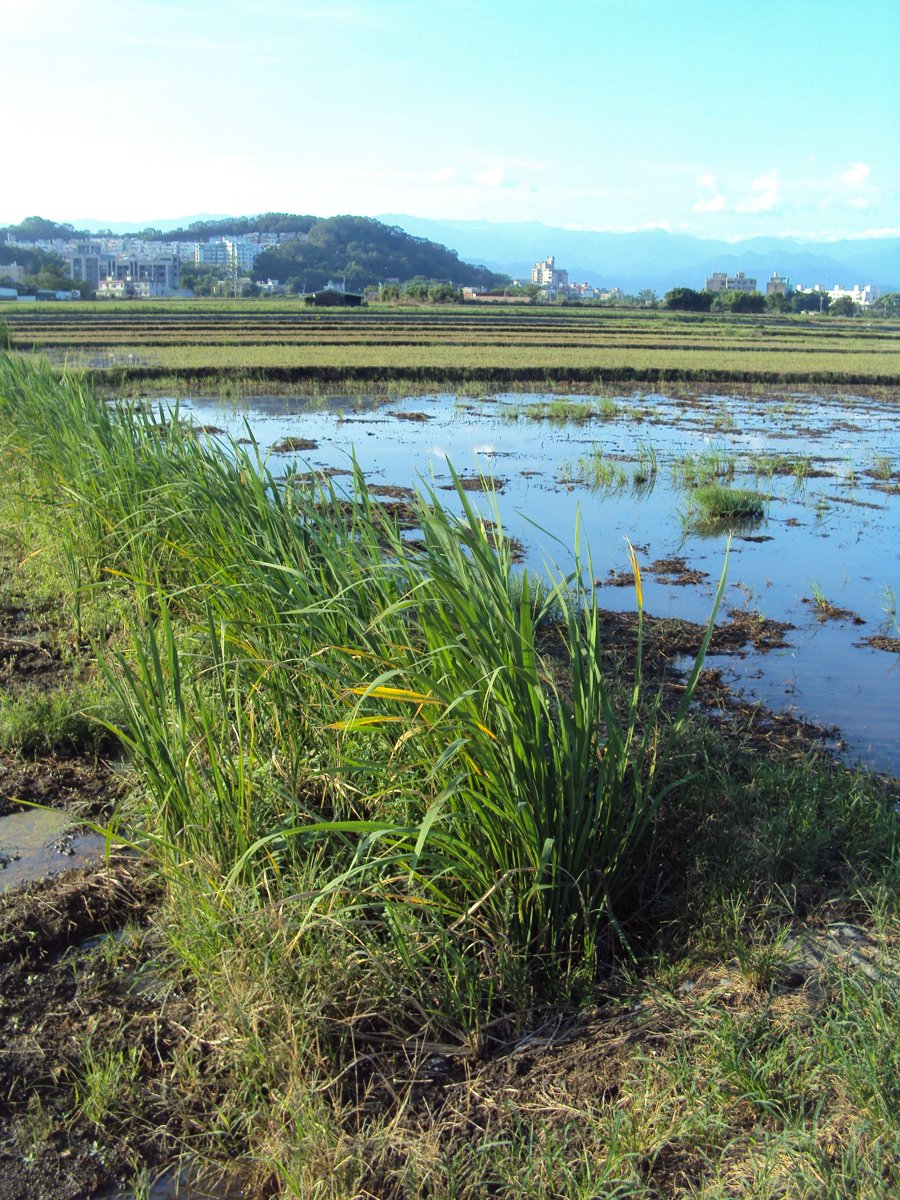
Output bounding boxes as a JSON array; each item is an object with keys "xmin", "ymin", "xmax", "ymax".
[{"xmin": 0, "ymin": 568, "xmax": 194, "ymax": 1198}]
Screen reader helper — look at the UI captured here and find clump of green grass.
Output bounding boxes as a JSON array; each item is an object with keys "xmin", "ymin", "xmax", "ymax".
[
  {"xmin": 871, "ymin": 454, "xmax": 894, "ymax": 481},
  {"xmin": 74, "ymin": 1042, "xmax": 143, "ymax": 1129},
  {"xmin": 561, "ymin": 447, "xmax": 628, "ymax": 491},
  {"xmin": 682, "ymin": 484, "xmax": 767, "ymax": 532},
  {"xmin": 0, "ymin": 679, "xmax": 120, "ymax": 757},
  {"xmin": 516, "ymin": 397, "xmax": 618, "ymax": 423},
  {"xmin": 810, "ymin": 580, "xmax": 831, "ymax": 612},
  {"xmin": 631, "ymin": 442, "xmax": 658, "ymax": 491},
  {"xmin": 753, "ymin": 452, "xmax": 811, "ymax": 480},
  {"xmin": 672, "ymin": 445, "xmax": 736, "ymax": 488}
]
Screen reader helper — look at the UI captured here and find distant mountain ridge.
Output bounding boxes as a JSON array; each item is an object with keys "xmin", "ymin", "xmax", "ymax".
[{"xmin": 378, "ymin": 215, "xmax": 900, "ymax": 293}]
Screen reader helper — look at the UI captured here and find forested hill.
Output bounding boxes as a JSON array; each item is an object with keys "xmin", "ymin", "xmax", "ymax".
[{"xmin": 251, "ymin": 216, "xmax": 507, "ymax": 291}]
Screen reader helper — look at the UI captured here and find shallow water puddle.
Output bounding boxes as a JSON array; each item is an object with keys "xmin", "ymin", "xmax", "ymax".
[
  {"xmin": 0, "ymin": 807, "xmax": 108, "ymax": 889},
  {"xmin": 167, "ymin": 389, "xmax": 899, "ymax": 771},
  {"xmin": 101, "ymin": 1166, "xmax": 253, "ymax": 1200}
]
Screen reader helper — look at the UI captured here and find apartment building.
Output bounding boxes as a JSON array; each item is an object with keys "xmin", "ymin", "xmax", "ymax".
[
  {"xmin": 705, "ymin": 271, "xmax": 758, "ymax": 293},
  {"xmin": 531, "ymin": 255, "xmax": 569, "ymax": 296},
  {"xmin": 196, "ymin": 237, "xmax": 263, "ymax": 272}
]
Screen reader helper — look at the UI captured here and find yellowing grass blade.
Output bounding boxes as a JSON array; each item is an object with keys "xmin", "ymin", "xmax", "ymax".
[
  {"xmin": 349, "ymin": 685, "xmax": 443, "ymax": 706},
  {"xmin": 626, "ymin": 538, "xmax": 643, "ymax": 612},
  {"xmin": 327, "ymin": 715, "xmax": 409, "ymax": 731}
]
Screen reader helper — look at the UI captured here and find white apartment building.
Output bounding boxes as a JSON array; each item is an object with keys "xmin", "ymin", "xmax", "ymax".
[
  {"xmin": 531, "ymin": 255, "xmax": 569, "ymax": 296},
  {"xmin": 828, "ymin": 283, "xmax": 879, "ymax": 307},
  {"xmin": 196, "ymin": 237, "xmax": 263, "ymax": 272}
]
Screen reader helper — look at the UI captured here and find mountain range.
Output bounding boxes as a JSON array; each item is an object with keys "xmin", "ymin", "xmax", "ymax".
[{"xmin": 379, "ymin": 215, "xmax": 900, "ymax": 294}]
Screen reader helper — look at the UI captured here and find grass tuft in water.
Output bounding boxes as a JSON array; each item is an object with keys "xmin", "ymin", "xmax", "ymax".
[{"xmin": 682, "ymin": 484, "xmax": 768, "ymax": 532}]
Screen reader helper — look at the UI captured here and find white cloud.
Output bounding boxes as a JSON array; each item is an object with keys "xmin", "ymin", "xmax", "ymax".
[
  {"xmin": 693, "ymin": 194, "xmax": 726, "ymax": 213},
  {"xmin": 696, "ymin": 172, "xmax": 717, "ymax": 188},
  {"xmin": 432, "ymin": 166, "xmax": 455, "ymax": 183},
  {"xmin": 736, "ymin": 169, "xmax": 780, "ymax": 213},
  {"xmin": 840, "ymin": 162, "xmax": 871, "ymax": 188},
  {"xmin": 475, "ymin": 167, "xmax": 505, "ymax": 187},
  {"xmin": 849, "ymin": 196, "xmax": 872, "ymax": 209},
  {"xmin": 844, "ymin": 227, "xmax": 900, "ymax": 239}
]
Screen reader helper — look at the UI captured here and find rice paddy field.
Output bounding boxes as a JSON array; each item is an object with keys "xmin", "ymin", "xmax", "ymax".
[
  {"xmin": 3, "ymin": 302, "xmax": 900, "ymax": 384},
  {"xmin": 0, "ymin": 308, "xmax": 898, "ymax": 1198}
]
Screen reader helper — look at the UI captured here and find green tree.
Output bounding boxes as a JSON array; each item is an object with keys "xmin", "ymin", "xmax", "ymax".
[
  {"xmin": 791, "ymin": 291, "xmax": 830, "ymax": 314},
  {"xmin": 428, "ymin": 283, "xmax": 461, "ymax": 303},
  {"xmin": 403, "ymin": 282, "xmax": 430, "ymax": 301},
  {"xmin": 828, "ymin": 296, "xmax": 856, "ymax": 316},
  {"xmin": 870, "ymin": 291, "xmax": 899, "ymax": 317},
  {"xmin": 711, "ymin": 290, "xmax": 765, "ymax": 314},
  {"xmin": 765, "ymin": 292, "xmax": 791, "ymax": 313},
  {"xmin": 664, "ymin": 287, "xmax": 712, "ymax": 312},
  {"xmin": 179, "ymin": 262, "xmax": 229, "ymax": 296}
]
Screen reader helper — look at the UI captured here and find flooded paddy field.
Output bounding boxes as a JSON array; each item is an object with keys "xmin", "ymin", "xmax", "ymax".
[{"xmin": 177, "ymin": 386, "xmax": 900, "ymax": 772}]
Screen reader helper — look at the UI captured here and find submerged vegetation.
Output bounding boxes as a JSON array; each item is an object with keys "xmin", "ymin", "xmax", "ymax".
[{"xmin": 0, "ymin": 353, "xmax": 898, "ymax": 1196}]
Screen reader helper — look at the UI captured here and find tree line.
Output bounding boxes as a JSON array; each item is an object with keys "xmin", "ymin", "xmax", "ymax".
[{"xmin": 663, "ymin": 287, "xmax": 864, "ymax": 316}]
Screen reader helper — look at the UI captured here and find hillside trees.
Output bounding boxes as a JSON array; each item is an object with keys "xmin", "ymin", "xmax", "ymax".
[{"xmin": 251, "ymin": 216, "xmax": 506, "ymax": 291}]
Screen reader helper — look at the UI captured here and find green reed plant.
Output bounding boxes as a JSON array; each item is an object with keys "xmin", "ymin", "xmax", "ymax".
[{"xmin": 235, "ymin": 479, "xmax": 727, "ymax": 975}]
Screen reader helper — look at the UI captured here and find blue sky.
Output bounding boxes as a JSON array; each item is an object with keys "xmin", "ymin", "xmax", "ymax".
[{"xmin": 4, "ymin": 0, "xmax": 898, "ymax": 239}]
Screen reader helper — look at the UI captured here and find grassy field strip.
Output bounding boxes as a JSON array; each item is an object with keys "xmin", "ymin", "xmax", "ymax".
[
  {"xmin": 43, "ymin": 343, "xmax": 900, "ymax": 375},
  {"xmin": 7, "ymin": 326, "xmax": 897, "ymax": 350}
]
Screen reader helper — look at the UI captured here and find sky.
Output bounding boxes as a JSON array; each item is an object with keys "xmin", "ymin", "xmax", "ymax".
[{"xmin": 3, "ymin": 0, "xmax": 898, "ymax": 240}]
